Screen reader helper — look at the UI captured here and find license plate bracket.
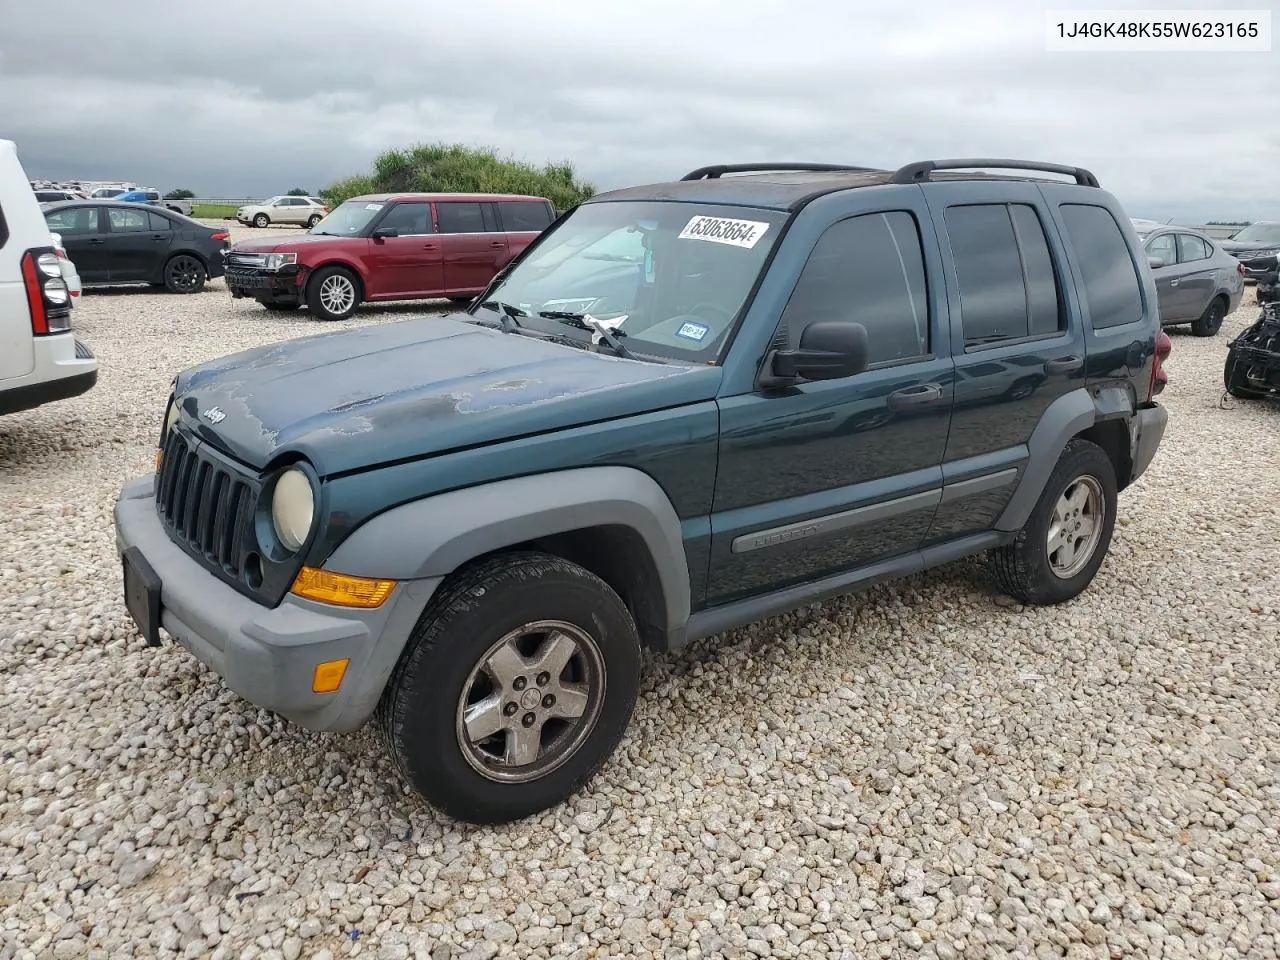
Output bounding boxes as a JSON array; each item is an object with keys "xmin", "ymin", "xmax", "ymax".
[{"xmin": 122, "ymin": 546, "xmax": 163, "ymax": 647}]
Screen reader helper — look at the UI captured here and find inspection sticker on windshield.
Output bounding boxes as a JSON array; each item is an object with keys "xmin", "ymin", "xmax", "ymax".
[
  {"xmin": 675, "ymin": 321, "xmax": 710, "ymax": 342},
  {"xmin": 678, "ymin": 215, "xmax": 770, "ymax": 249}
]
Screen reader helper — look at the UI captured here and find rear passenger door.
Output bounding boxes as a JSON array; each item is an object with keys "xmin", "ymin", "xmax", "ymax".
[
  {"xmin": 921, "ymin": 182, "xmax": 1086, "ymax": 542},
  {"xmin": 1172, "ymin": 233, "xmax": 1216, "ymax": 319},
  {"xmin": 436, "ymin": 201, "xmax": 507, "ymax": 295},
  {"xmin": 708, "ymin": 194, "xmax": 954, "ymax": 605}
]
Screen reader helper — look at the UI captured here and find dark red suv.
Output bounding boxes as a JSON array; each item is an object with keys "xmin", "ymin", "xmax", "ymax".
[{"xmin": 224, "ymin": 192, "xmax": 557, "ymax": 320}]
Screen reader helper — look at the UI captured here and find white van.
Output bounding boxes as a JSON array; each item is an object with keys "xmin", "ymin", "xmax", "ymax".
[{"xmin": 0, "ymin": 139, "xmax": 97, "ymax": 416}]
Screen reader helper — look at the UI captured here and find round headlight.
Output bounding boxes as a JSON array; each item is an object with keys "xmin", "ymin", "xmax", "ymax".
[{"xmin": 271, "ymin": 467, "xmax": 315, "ymax": 552}]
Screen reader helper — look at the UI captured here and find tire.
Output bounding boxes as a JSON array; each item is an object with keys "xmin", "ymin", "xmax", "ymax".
[
  {"xmin": 1224, "ymin": 350, "xmax": 1261, "ymax": 399},
  {"xmin": 163, "ymin": 254, "xmax": 206, "ymax": 294},
  {"xmin": 253, "ymin": 213, "xmax": 269, "ymax": 228},
  {"xmin": 990, "ymin": 439, "xmax": 1117, "ymax": 606},
  {"xmin": 1190, "ymin": 296, "xmax": 1227, "ymax": 337},
  {"xmin": 376, "ymin": 551, "xmax": 643, "ymax": 825},
  {"xmin": 305, "ymin": 265, "xmax": 360, "ymax": 321},
  {"xmin": 307, "ymin": 214, "xmax": 322, "ymax": 228}
]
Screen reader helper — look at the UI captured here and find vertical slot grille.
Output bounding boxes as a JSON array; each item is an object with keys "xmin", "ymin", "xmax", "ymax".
[{"xmin": 155, "ymin": 430, "xmax": 257, "ymax": 576}]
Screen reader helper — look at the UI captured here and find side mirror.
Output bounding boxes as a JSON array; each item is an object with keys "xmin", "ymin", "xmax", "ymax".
[
  {"xmin": 371, "ymin": 227, "xmax": 398, "ymax": 239},
  {"xmin": 1147, "ymin": 256, "xmax": 1166, "ymax": 270},
  {"xmin": 769, "ymin": 321, "xmax": 869, "ymax": 382}
]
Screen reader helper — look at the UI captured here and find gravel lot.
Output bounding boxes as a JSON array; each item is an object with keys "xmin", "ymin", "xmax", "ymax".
[{"xmin": 2, "ymin": 223, "xmax": 1279, "ymax": 960}]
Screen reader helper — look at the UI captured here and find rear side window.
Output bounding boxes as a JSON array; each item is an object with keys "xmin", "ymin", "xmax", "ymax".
[
  {"xmin": 436, "ymin": 202, "xmax": 485, "ymax": 234},
  {"xmin": 945, "ymin": 203, "xmax": 1063, "ymax": 346},
  {"xmin": 498, "ymin": 201, "xmax": 553, "ymax": 232},
  {"xmin": 148, "ymin": 212, "xmax": 172, "ymax": 231},
  {"xmin": 108, "ymin": 207, "xmax": 151, "ymax": 232},
  {"xmin": 1177, "ymin": 234, "xmax": 1210, "ymax": 262},
  {"xmin": 780, "ymin": 210, "xmax": 930, "ymax": 366},
  {"xmin": 1059, "ymin": 203, "xmax": 1144, "ymax": 329}
]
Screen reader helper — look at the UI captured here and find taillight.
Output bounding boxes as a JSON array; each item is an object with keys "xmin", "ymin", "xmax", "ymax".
[
  {"xmin": 1148, "ymin": 329, "xmax": 1172, "ymax": 399},
  {"xmin": 211, "ymin": 231, "xmax": 229, "ymax": 241},
  {"xmin": 21, "ymin": 247, "xmax": 72, "ymax": 335},
  {"xmin": 1238, "ymin": 263, "xmax": 1246, "ymax": 278}
]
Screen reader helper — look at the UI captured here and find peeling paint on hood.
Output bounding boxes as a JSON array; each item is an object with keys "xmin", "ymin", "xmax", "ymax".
[{"xmin": 173, "ymin": 315, "xmax": 720, "ymax": 476}]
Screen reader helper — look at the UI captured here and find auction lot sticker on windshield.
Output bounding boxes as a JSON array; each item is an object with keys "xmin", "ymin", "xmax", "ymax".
[{"xmin": 678, "ymin": 215, "xmax": 770, "ymax": 249}]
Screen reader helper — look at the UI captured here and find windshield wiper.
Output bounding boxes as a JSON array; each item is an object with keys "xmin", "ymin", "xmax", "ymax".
[
  {"xmin": 536, "ymin": 310, "xmax": 636, "ymax": 360},
  {"xmin": 479, "ymin": 300, "xmax": 528, "ymax": 334}
]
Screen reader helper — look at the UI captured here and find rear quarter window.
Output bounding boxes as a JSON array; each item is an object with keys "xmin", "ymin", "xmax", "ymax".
[
  {"xmin": 498, "ymin": 201, "xmax": 554, "ymax": 232},
  {"xmin": 1059, "ymin": 203, "xmax": 1144, "ymax": 329}
]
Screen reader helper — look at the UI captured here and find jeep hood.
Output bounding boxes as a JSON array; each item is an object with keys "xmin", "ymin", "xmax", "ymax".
[{"xmin": 172, "ymin": 316, "xmax": 721, "ymax": 475}]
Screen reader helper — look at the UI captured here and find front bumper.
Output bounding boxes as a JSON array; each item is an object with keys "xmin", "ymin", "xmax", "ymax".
[
  {"xmin": 1130, "ymin": 402, "xmax": 1168, "ymax": 483},
  {"xmin": 225, "ymin": 265, "xmax": 304, "ymax": 301},
  {"xmin": 113, "ymin": 475, "xmax": 441, "ymax": 732}
]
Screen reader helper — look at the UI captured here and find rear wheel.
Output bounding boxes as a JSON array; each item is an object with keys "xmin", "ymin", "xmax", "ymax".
[
  {"xmin": 307, "ymin": 214, "xmax": 323, "ymax": 228},
  {"xmin": 1191, "ymin": 297, "xmax": 1227, "ymax": 337},
  {"xmin": 376, "ymin": 552, "xmax": 642, "ymax": 824},
  {"xmin": 163, "ymin": 254, "xmax": 206, "ymax": 294},
  {"xmin": 306, "ymin": 265, "xmax": 360, "ymax": 320},
  {"xmin": 990, "ymin": 439, "xmax": 1117, "ymax": 605},
  {"xmin": 253, "ymin": 213, "xmax": 269, "ymax": 228}
]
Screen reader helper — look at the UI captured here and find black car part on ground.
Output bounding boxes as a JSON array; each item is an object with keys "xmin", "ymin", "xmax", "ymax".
[{"xmin": 1225, "ymin": 302, "xmax": 1280, "ymax": 401}]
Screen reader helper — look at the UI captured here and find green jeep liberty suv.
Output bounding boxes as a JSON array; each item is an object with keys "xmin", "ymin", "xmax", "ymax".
[{"xmin": 114, "ymin": 159, "xmax": 1172, "ymax": 824}]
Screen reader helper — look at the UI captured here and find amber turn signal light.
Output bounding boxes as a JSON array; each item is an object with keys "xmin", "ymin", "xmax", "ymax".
[
  {"xmin": 290, "ymin": 566, "xmax": 395, "ymax": 608},
  {"xmin": 312, "ymin": 658, "xmax": 350, "ymax": 694}
]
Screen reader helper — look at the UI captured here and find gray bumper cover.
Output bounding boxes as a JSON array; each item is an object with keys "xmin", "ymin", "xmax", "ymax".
[{"xmin": 113, "ymin": 475, "xmax": 440, "ymax": 732}]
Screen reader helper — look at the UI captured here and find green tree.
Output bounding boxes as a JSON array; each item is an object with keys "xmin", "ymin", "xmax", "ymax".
[
  {"xmin": 164, "ymin": 188, "xmax": 195, "ymax": 200},
  {"xmin": 321, "ymin": 143, "xmax": 596, "ymax": 210},
  {"xmin": 286, "ymin": 187, "xmax": 310, "ymax": 196}
]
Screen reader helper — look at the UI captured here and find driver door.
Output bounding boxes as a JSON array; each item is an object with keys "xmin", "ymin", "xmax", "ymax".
[{"xmin": 707, "ymin": 194, "xmax": 954, "ymax": 606}]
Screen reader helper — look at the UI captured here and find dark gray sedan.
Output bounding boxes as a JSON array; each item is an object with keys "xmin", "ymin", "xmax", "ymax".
[{"xmin": 1135, "ymin": 222, "xmax": 1244, "ymax": 337}]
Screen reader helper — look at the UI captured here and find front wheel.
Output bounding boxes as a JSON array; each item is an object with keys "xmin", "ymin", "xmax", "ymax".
[
  {"xmin": 376, "ymin": 552, "xmax": 642, "ymax": 824},
  {"xmin": 163, "ymin": 254, "xmax": 206, "ymax": 294},
  {"xmin": 1190, "ymin": 297, "xmax": 1226, "ymax": 337},
  {"xmin": 990, "ymin": 439, "xmax": 1117, "ymax": 605},
  {"xmin": 252, "ymin": 213, "xmax": 269, "ymax": 228},
  {"xmin": 305, "ymin": 265, "xmax": 360, "ymax": 320}
]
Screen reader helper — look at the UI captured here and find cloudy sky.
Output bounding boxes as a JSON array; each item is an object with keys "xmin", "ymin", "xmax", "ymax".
[{"xmin": 2, "ymin": 0, "xmax": 1275, "ymax": 222}]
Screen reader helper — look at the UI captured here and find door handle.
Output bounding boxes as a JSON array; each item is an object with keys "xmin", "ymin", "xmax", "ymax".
[
  {"xmin": 489, "ymin": 241, "xmax": 504, "ymax": 248},
  {"xmin": 152, "ymin": 234, "xmax": 167, "ymax": 241},
  {"xmin": 1044, "ymin": 355, "xmax": 1083, "ymax": 375},
  {"xmin": 423, "ymin": 244, "xmax": 437, "ymax": 250},
  {"xmin": 886, "ymin": 383, "xmax": 944, "ymax": 409},
  {"xmin": 1170, "ymin": 279, "xmax": 1179, "ymax": 286}
]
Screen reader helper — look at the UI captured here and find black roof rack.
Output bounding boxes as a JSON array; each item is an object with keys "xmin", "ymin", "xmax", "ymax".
[
  {"xmin": 681, "ymin": 163, "xmax": 884, "ymax": 181},
  {"xmin": 889, "ymin": 158, "xmax": 1100, "ymax": 188}
]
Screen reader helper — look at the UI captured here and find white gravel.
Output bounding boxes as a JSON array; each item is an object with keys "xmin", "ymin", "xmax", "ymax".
[{"xmin": 2, "ymin": 226, "xmax": 1279, "ymax": 960}]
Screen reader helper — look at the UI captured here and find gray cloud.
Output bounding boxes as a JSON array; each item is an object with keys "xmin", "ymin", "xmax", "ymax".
[{"xmin": 1, "ymin": 0, "xmax": 1275, "ymax": 222}]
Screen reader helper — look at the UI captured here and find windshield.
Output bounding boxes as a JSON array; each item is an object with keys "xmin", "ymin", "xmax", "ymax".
[
  {"xmin": 310, "ymin": 199, "xmax": 385, "ymax": 236},
  {"xmin": 472, "ymin": 199, "xmax": 787, "ymax": 361},
  {"xmin": 1230, "ymin": 223, "xmax": 1280, "ymax": 244}
]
